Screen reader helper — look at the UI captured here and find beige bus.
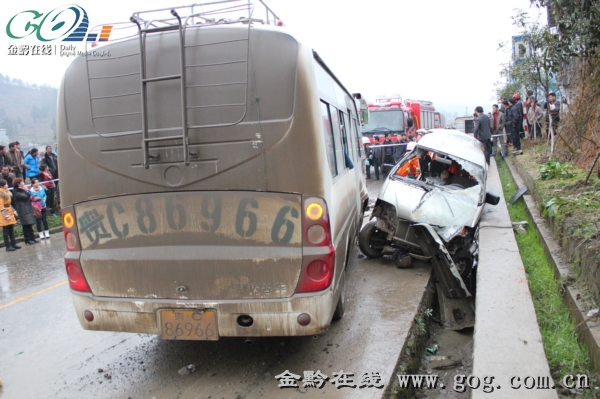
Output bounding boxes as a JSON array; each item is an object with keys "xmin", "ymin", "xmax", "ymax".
[{"xmin": 59, "ymin": 1, "xmax": 368, "ymax": 340}]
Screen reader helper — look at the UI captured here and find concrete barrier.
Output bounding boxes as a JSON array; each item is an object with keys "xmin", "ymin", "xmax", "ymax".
[{"xmin": 472, "ymin": 159, "xmax": 557, "ymax": 398}]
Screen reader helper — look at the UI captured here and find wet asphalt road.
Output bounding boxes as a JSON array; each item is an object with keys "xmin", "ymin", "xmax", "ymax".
[{"xmin": 0, "ymin": 176, "xmax": 432, "ymax": 399}]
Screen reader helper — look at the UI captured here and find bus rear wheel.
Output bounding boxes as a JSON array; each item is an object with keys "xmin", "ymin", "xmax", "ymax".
[{"xmin": 358, "ymin": 221, "xmax": 386, "ymax": 258}]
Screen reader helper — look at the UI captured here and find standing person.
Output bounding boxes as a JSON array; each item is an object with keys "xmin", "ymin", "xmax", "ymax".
[
  {"xmin": 365, "ymin": 143, "xmax": 373, "ymax": 179},
  {"xmin": 0, "ymin": 145, "xmax": 8, "ymax": 169},
  {"xmin": 30, "ymin": 178, "xmax": 50, "ymax": 240},
  {"xmin": 1, "ymin": 166, "xmax": 15, "ymax": 188},
  {"xmin": 394, "ymin": 132, "xmax": 408, "ymax": 162},
  {"xmin": 382, "ymin": 133, "xmax": 395, "ymax": 165},
  {"xmin": 23, "ymin": 147, "xmax": 41, "ymax": 184},
  {"xmin": 498, "ymin": 98, "xmax": 507, "ymax": 114},
  {"xmin": 370, "ymin": 142, "xmax": 382, "ymax": 180},
  {"xmin": 544, "ymin": 93, "xmax": 561, "ymax": 138},
  {"xmin": 406, "ymin": 134, "xmax": 417, "ymax": 152},
  {"xmin": 0, "ymin": 179, "xmax": 20, "ymax": 251},
  {"xmin": 12, "ymin": 178, "xmax": 39, "ymax": 245},
  {"xmin": 43, "ymin": 145, "xmax": 58, "ymax": 179},
  {"xmin": 507, "ymin": 98, "xmax": 523, "ymax": 155},
  {"xmin": 513, "ymin": 94, "xmax": 525, "ymax": 141},
  {"xmin": 398, "ymin": 133, "xmax": 407, "ymax": 143},
  {"xmin": 40, "ymin": 165, "xmax": 56, "ymax": 214},
  {"xmin": 501, "ymin": 100, "xmax": 511, "ymax": 145},
  {"xmin": 527, "ymin": 98, "xmax": 545, "ymax": 139},
  {"xmin": 525, "ymin": 96, "xmax": 532, "ymax": 137},
  {"xmin": 15, "ymin": 141, "xmax": 24, "ymax": 161},
  {"xmin": 6, "ymin": 142, "xmax": 23, "ymax": 178},
  {"xmin": 490, "ymin": 104, "xmax": 506, "ymax": 157},
  {"xmin": 473, "ymin": 106, "xmax": 492, "ymax": 165}
]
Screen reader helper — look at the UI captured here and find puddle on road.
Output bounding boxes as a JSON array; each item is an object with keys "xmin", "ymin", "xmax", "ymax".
[{"xmin": 0, "ymin": 238, "xmax": 66, "ymax": 301}]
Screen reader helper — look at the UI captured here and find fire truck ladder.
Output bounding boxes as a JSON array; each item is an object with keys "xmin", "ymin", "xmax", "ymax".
[{"xmin": 131, "ymin": 10, "xmax": 190, "ymax": 169}]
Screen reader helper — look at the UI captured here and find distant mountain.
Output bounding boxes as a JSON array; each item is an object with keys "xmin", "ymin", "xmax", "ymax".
[{"xmin": 0, "ymin": 73, "xmax": 58, "ymax": 147}]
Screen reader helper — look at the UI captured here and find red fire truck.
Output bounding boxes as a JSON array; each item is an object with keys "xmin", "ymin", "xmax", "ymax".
[{"xmin": 361, "ymin": 95, "xmax": 436, "ymax": 143}]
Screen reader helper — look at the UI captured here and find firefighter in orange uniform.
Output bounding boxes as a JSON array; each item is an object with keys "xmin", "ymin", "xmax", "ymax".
[{"xmin": 395, "ymin": 157, "xmax": 420, "ymax": 178}]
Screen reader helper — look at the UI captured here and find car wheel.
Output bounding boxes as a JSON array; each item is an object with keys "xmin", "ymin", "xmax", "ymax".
[
  {"xmin": 358, "ymin": 220, "xmax": 386, "ymax": 258},
  {"xmin": 332, "ymin": 272, "xmax": 345, "ymax": 321}
]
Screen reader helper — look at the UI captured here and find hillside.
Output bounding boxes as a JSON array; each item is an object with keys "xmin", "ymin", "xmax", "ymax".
[{"xmin": 0, "ymin": 73, "xmax": 58, "ymax": 147}]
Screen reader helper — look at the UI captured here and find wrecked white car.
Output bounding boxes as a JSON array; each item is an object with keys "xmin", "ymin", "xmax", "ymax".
[{"xmin": 359, "ymin": 129, "xmax": 500, "ymax": 330}]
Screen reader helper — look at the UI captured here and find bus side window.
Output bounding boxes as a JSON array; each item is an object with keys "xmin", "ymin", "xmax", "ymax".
[
  {"xmin": 320, "ymin": 101, "xmax": 338, "ymax": 177},
  {"xmin": 352, "ymin": 117, "xmax": 362, "ymax": 158},
  {"xmin": 342, "ymin": 111, "xmax": 355, "ymax": 162},
  {"xmin": 330, "ymin": 108, "xmax": 345, "ymax": 173}
]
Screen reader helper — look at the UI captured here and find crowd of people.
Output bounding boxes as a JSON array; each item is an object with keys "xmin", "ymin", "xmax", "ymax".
[
  {"xmin": 0, "ymin": 141, "xmax": 59, "ymax": 251},
  {"xmin": 474, "ymin": 92, "xmax": 560, "ymax": 161}
]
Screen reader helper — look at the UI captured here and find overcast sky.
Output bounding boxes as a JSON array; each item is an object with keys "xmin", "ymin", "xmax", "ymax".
[{"xmin": 1, "ymin": 0, "xmax": 544, "ymax": 116}]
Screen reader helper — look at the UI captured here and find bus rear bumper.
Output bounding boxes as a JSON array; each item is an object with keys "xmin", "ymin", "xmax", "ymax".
[{"xmin": 70, "ymin": 289, "xmax": 336, "ymax": 338}]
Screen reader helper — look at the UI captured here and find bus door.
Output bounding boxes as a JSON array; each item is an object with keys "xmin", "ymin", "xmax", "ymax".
[{"xmin": 334, "ymin": 109, "xmax": 359, "ymax": 263}]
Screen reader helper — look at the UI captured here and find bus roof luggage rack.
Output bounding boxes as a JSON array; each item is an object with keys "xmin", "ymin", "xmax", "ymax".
[{"xmin": 125, "ymin": 0, "xmax": 283, "ymax": 168}]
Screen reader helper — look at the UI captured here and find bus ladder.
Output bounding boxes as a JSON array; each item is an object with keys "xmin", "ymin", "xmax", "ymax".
[{"xmin": 131, "ymin": 10, "xmax": 189, "ymax": 169}]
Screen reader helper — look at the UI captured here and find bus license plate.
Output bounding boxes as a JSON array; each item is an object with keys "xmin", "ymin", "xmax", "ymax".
[{"xmin": 159, "ymin": 309, "xmax": 218, "ymax": 340}]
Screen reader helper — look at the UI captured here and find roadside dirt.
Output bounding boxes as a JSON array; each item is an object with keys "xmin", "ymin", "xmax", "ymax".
[{"xmin": 418, "ymin": 312, "xmax": 474, "ymax": 398}]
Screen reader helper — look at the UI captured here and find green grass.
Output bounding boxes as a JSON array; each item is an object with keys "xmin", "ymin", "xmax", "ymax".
[
  {"xmin": 497, "ymin": 156, "xmax": 596, "ymax": 389},
  {"xmin": 0, "ymin": 213, "xmax": 62, "ymax": 242},
  {"xmin": 518, "ymin": 142, "xmax": 600, "ymax": 239}
]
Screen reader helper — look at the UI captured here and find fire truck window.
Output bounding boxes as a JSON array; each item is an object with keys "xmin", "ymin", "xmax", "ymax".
[
  {"xmin": 361, "ymin": 110, "xmax": 404, "ymax": 133},
  {"xmin": 330, "ymin": 107, "xmax": 345, "ymax": 173},
  {"xmin": 320, "ymin": 101, "xmax": 338, "ymax": 177}
]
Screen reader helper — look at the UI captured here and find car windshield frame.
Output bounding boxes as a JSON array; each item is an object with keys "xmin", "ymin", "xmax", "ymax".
[{"xmin": 389, "ymin": 145, "xmax": 486, "ymax": 201}]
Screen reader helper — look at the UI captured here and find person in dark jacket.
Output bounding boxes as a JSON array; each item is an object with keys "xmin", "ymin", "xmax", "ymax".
[
  {"xmin": 473, "ymin": 106, "xmax": 492, "ymax": 165},
  {"xmin": 382, "ymin": 133, "xmax": 395, "ymax": 165},
  {"xmin": 12, "ymin": 178, "xmax": 39, "ymax": 244},
  {"xmin": 394, "ymin": 133, "xmax": 408, "ymax": 163},
  {"xmin": 0, "ymin": 145, "xmax": 8, "ymax": 169},
  {"xmin": 43, "ymin": 145, "xmax": 58, "ymax": 179},
  {"xmin": 513, "ymin": 95, "xmax": 524, "ymax": 138},
  {"xmin": 1, "ymin": 166, "xmax": 15, "ymax": 188},
  {"xmin": 498, "ymin": 98, "xmax": 506, "ymax": 114},
  {"xmin": 365, "ymin": 143, "xmax": 373, "ymax": 179},
  {"xmin": 507, "ymin": 98, "xmax": 523, "ymax": 154},
  {"xmin": 371, "ymin": 141, "xmax": 383, "ymax": 180},
  {"xmin": 6, "ymin": 142, "xmax": 23, "ymax": 178}
]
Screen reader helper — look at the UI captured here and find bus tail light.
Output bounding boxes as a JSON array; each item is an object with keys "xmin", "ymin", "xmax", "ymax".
[
  {"xmin": 65, "ymin": 259, "xmax": 91, "ymax": 292},
  {"xmin": 297, "ymin": 196, "xmax": 336, "ymax": 293},
  {"xmin": 62, "ymin": 206, "xmax": 81, "ymax": 252},
  {"xmin": 62, "ymin": 205, "xmax": 89, "ymax": 292}
]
